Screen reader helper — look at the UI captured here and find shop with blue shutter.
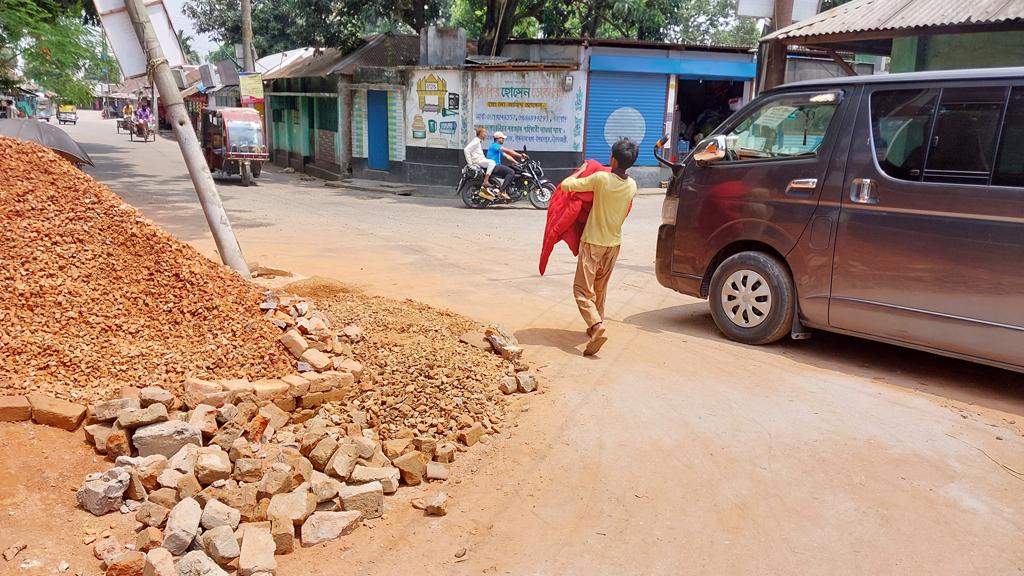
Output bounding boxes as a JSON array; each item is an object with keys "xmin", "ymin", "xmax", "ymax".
[{"xmin": 573, "ymin": 42, "xmax": 757, "ymax": 185}]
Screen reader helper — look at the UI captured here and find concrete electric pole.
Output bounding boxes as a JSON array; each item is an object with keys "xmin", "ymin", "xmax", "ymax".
[
  {"xmin": 123, "ymin": 0, "xmax": 251, "ymax": 277},
  {"xmin": 763, "ymin": 0, "xmax": 794, "ymax": 90},
  {"xmin": 241, "ymin": 0, "xmax": 255, "ymax": 73}
]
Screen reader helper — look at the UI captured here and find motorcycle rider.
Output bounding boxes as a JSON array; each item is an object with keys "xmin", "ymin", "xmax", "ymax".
[
  {"xmin": 486, "ymin": 131, "xmax": 524, "ymax": 200},
  {"xmin": 463, "ymin": 126, "xmax": 499, "ymax": 200}
]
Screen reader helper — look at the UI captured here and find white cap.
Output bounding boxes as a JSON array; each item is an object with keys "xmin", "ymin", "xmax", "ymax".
[{"xmin": 493, "ymin": 131, "xmax": 506, "ymax": 139}]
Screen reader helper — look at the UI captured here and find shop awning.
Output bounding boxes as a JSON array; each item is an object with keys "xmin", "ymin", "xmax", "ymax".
[{"xmin": 589, "ymin": 55, "xmax": 756, "ymax": 80}]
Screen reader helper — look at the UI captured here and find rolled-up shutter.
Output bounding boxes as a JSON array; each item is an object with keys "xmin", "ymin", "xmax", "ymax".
[{"xmin": 585, "ymin": 72, "xmax": 667, "ymax": 167}]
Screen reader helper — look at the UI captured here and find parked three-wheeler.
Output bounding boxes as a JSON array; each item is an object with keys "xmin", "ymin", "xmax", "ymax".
[{"xmin": 200, "ymin": 107, "xmax": 268, "ymax": 186}]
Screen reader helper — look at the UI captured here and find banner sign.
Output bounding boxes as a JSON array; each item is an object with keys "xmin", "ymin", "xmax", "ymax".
[
  {"xmin": 471, "ymin": 71, "xmax": 586, "ymax": 152},
  {"xmin": 239, "ymin": 73, "xmax": 264, "ymax": 105}
]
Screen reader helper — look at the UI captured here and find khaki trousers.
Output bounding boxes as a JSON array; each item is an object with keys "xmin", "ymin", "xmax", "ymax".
[{"xmin": 573, "ymin": 242, "xmax": 621, "ymax": 328}]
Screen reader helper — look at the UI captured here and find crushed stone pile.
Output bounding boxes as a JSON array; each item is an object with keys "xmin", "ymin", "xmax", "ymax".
[
  {"xmin": 0, "ymin": 137, "xmax": 293, "ymax": 401},
  {"xmin": 300, "ymin": 288, "xmax": 520, "ymax": 441}
]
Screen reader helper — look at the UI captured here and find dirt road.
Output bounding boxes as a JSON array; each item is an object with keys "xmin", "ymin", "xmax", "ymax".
[{"xmin": 37, "ymin": 112, "xmax": 1024, "ymax": 574}]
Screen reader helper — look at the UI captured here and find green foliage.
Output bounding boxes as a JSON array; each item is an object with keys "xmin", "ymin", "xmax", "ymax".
[
  {"xmin": 473, "ymin": 0, "xmax": 760, "ymax": 55},
  {"xmin": 668, "ymin": 0, "xmax": 760, "ymax": 46},
  {"xmin": 183, "ymin": 0, "xmax": 446, "ymax": 56},
  {"xmin": 1, "ymin": 0, "xmax": 107, "ymax": 103},
  {"xmin": 176, "ymin": 30, "xmax": 201, "ymax": 65},
  {"xmin": 205, "ymin": 43, "xmax": 237, "ymax": 65}
]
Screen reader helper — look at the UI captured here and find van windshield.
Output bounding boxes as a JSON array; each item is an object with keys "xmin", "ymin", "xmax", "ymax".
[{"xmin": 725, "ymin": 91, "xmax": 842, "ymax": 160}]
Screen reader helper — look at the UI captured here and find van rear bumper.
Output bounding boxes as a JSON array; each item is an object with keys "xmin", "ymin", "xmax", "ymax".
[{"xmin": 655, "ymin": 224, "xmax": 703, "ymax": 298}]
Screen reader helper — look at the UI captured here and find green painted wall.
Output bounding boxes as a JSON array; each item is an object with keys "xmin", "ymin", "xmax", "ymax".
[
  {"xmin": 891, "ymin": 31, "xmax": 1024, "ymax": 72},
  {"xmin": 890, "ymin": 37, "xmax": 918, "ymax": 73}
]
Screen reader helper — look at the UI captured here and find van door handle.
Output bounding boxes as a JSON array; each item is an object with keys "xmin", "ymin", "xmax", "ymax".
[
  {"xmin": 785, "ymin": 178, "xmax": 818, "ymax": 197},
  {"xmin": 849, "ymin": 178, "xmax": 879, "ymax": 204}
]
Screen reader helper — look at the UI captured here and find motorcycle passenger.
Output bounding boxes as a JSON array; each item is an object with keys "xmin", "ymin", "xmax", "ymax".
[
  {"xmin": 486, "ymin": 131, "xmax": 524, "ymax": 200},
  {"xmin": 135, "ymin": 98, "xmax": 153, "ymax": 134},
  {"xmin": 464, "ymin": 126, "xmax": 499, "ymax": 200}
]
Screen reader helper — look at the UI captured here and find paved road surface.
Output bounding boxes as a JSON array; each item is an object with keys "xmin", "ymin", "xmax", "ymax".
[{"xmin": 68, "ymin": 111, "xmax": 1024, "ymax": 575}]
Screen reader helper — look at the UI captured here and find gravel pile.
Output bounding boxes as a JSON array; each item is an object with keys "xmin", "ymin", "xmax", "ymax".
[
  {"xmin": 0, "ymin": 137, "xmax": 293, "ymax": 402},
  {"xmin": 295, "ymin": 288, "xmax": 515, "ymax": 441}
]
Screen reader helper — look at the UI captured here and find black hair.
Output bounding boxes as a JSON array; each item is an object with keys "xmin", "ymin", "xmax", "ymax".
[{"xmin": 611, "ymin": 138, "xmax": 638, "ymax": 170}]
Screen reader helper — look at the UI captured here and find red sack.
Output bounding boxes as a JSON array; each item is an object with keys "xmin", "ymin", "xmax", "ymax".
[{"xmin": 538, "ymin": 160, "xmax": 608, "ymax": 276}]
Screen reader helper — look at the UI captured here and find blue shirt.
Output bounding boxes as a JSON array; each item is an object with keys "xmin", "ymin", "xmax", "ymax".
[{"xmin": 486, "ymin": 142, "xmax": 503, "ymax": 165}]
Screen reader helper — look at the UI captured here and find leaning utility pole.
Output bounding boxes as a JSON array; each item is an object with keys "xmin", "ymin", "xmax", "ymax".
[
  {"xmin": 763, "ymin": 0, "xmax": 794, "ymax": 90},
  {"xmin": 123, "ymin": 0, "xmax": 251, "ymax": 277},
  {"xmin": 240, "ymin": 0, "xmax": 255, "ymax": 73}
]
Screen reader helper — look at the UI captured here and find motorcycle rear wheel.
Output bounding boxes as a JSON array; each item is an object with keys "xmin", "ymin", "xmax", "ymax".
[
  {"xmin": 529, "ymin": 181, "xmax": 555, "ymax": 210},
  {"xmin": 460, "ymin": 181, "xmax": 488, "ymax": 209}
]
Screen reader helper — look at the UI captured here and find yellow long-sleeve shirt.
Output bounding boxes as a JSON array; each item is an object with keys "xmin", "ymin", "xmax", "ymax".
[{"xmin": 562, "ymin": 170, "xmax": 636, "ymax": 247}]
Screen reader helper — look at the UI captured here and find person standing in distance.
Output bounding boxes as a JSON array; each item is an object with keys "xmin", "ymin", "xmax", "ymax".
[{"xmin": 560, "ymin": 138, "xmax": 639, "ymax": 356}]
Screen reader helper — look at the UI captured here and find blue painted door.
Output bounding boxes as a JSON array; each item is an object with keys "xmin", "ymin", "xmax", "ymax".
[
  {"xmin": 585, "ymin": 72, "xmax": 667, "ymax": 167},
  {"xmin": 367, "ymin": 90, "xmax": 389, "ymax": 171}
]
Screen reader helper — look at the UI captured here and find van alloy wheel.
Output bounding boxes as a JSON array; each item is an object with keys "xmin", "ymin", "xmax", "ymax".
[{"xmin": 720, "ymin": 269, "xmax": 772, "ymax": 328}]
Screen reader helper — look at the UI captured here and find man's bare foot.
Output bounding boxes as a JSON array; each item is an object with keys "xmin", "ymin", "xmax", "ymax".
[{"xmin": 584, "ymin": 323, "xmax": 607, "ymax": 356}]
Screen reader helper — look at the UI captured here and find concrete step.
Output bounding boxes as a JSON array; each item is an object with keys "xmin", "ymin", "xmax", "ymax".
[{"xmin": 328, "ymin": 179, "xmax": 417, "ymax": 196}]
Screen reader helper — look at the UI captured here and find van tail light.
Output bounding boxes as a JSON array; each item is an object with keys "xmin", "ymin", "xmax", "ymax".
[{"xmin": 661, "ymin": 196, "xmax": 678, "ymax": 226}]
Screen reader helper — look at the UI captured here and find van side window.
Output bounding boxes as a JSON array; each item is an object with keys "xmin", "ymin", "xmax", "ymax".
[
  {"xmin": 994, "ymin": 87, "xmax": 1024, "ymax": 188},
  {"xmin": 722, "ymin": 92, "xmax": 841, "ymax": 161},
  {"xmin": 923, "ymin": 87, "xmax": 1006, "ymax": 184},
  {"xmin": 870, "ymin": 89, "xmax": 938, "ymax": 181}
]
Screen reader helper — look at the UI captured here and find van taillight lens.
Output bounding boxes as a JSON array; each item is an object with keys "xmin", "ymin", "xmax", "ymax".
[{"xmin": 661, "ymin": 196, "xmax": 678, "ymax": 226}]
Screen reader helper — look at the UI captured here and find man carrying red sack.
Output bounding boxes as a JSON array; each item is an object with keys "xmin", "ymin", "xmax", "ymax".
[{"xmin": 560, "ymin": 138, "xmax": 638, "ymax": 356}]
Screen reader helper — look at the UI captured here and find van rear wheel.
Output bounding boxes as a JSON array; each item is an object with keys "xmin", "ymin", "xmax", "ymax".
[{"xmin": 709, "ymin": 251, "xmax": 794, "ymax": 345}]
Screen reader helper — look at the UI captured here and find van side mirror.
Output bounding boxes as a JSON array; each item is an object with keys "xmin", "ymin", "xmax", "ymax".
[
  {"xmin": 693, "ymin": 135, "xmax": 727, "ymax": 164},
  {"xmin": 653, "ymin": 134, "xmax": 683, "ymax": 176}
]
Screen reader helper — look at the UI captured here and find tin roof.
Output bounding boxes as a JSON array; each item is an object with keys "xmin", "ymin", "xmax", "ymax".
[
  {"xmin": 263, "ymin": 35, "xmax": 420, "ymax": 80},
  {"xmin": 764, "ymin": 0, "xmax": 1024, "ymax": 43}
]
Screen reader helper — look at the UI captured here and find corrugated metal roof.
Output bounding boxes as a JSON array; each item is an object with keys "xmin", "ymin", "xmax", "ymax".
[
  {"xmin": 765, "ymin": 0, "xmax": 1024, "ymax": 41},
  {"xmin": 263, "ymin": 35, "xmax": 420, "ymax": 80},
  {"xmin": 332, "ymin": 34, "xmax": 420, "ymax": 75}
]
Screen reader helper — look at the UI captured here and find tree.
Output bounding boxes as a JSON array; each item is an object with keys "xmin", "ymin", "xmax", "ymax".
[
  {"xmin": 176, "ymin": 30, "xmax": 201, "ymax": 64},
  {"xmin": 473, "ymin": 0, "xmax": 760, "ymax": 55},
  {"xmin": 1, "ymin": 0, "xmax": 107, "ymax": 103},
  {"xmin": 183, "ymin": 0, "xmax": 448, "ymax": 57}
]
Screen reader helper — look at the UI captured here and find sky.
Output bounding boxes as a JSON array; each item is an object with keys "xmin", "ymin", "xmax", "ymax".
[{"xmin": 164, "ymin": 0, "xmax": 218, "ymax": 58}]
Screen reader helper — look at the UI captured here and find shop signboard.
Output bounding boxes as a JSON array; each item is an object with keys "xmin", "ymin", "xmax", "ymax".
[{"xmin": 471, "ymin": 71, "xmax": 586, "ymax": 152}]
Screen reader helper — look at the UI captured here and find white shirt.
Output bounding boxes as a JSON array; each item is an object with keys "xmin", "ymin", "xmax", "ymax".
[{"xmin": 464, "ymin": 137, "xmax": 486, "ymax": 165}]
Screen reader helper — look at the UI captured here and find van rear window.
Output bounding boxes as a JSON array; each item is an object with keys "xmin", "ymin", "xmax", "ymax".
[
  {"xmin": 871, "ymin": 86, "xmax": 1009, "ymax": 185},
  {"xmin": 994, "ymin": 87, "xmax": 1024, "ymax": 188}
]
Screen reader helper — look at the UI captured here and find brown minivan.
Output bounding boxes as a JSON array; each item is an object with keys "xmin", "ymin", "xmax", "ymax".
[{"xmin": 655, "ymin": 67, "xmax": 1024, "ymax": 372}]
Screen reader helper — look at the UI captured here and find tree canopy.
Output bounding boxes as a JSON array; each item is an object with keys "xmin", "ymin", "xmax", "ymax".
[
  {"xmin": 1, "ymin": 0, "xmax": 113, "ymax": 103},
  {"xmin": 182, "ymin": 0, "xmax": 448, "ymax": 57},
  {"xmin": 183, "ymin": 0, "xmax": 759, "ymax": 60}
]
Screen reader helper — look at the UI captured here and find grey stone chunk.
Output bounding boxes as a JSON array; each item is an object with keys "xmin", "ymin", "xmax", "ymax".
[
  {"xmin": 300, "ymin": 511, "xmax": 361, "ymax": 547},
  {"xmin": 238, "ymin": 526, "xmax": 277, "ymax": 576},
  {"xmin": 133, "ymin": 421, "xmax": 202, "ymax": 458},
  {"xmin": 176, "ymin": 550, "xmax": 229, "ymax": 576},
  {"xmin": 164, "ymin": 497, "xmax": 202, "ymax": 555},
  {"xmin": 77, "ymin": 467, "xmax": 130, "ymax": 516},
  {"xmin": 93, "ymin": 398, "xmax": 140, "ymax": 422},
  {"xmin": 338, "ymin": 481, "xmax": 383, "ymax": 520},
  {"xmin": 202, "ymin": 525, "xmax": 240, "ymax": 567},
  {"xmin": 201, "ymin": 499, "xmax": 241, "ymax": 531}
]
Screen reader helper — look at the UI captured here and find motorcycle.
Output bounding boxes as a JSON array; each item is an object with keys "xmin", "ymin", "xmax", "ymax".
[{"xmin": 457, "ymin": 147, "xmax": 555, "ymax": 210}]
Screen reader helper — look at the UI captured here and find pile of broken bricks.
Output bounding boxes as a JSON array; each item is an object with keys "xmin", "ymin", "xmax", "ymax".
[
  {"xmin": 73, "ymin": 379, "xmax": 455, "ymax": 576},
  {"xmin": 0, "ymin": 289, "xmax": 538, "ymax": 575}
]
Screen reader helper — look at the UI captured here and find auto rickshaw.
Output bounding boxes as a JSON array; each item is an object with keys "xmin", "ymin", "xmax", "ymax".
[
  {"xmin": 57, "ymin": 103, "xmax": 78, "ymax": 125},
  {"xmin": 200, "ymin": 107, "xmax": 268, "ymax": 186}
]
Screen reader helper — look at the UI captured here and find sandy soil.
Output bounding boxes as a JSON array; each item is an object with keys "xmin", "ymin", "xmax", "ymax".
[{"xmin": 2, "ymin": 111, "xmax": 1020, "ymax": 576}]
